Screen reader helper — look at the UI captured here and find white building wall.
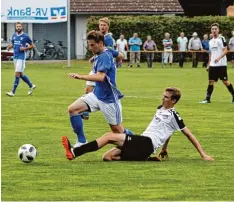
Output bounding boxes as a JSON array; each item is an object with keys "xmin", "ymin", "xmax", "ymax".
[
  {"xmin": 6, "ymin": 23, "xmax": 14, "ymax": 41},
  {"xmin": 75, "ymin": 15, "xmax": 88, "ymax": 59}
]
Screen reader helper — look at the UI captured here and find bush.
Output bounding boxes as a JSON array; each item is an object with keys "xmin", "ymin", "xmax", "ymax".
[{"xmin": 87, "ymin": 16, "xmax": 234, "ymax": 61}]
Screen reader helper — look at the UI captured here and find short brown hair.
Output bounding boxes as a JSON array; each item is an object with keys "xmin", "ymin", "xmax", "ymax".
[
  {"xmin": 211, "ymin": 23, "xmax": 219, "ymax": 28},
  {"xmin": 99, "ymin": 17, "xmax": 110, "ymax": 27},
  {"xmin": 87, "ymin": 30, "xmax": 104, "ymax": 44},
  {"xmin": 165, "ymin": 87, "xmax": 181, "ymax": 103},
  {"xmin": 16, "ymin": 22, "xmax": 23, "ymax": 26}
]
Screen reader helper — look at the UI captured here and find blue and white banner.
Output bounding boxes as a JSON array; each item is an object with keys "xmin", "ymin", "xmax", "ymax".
[{"xmin": 1, "ymin": 0, "xmax": 67, "ymax": 23}]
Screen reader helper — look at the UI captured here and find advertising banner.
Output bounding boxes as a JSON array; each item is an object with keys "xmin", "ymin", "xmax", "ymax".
[{"xmin": 1, "ymin": 0, "xmax": 67, "ymax": 23}]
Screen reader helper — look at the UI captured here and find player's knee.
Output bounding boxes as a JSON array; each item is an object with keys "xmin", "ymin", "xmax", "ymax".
[{"xmin": 68, "ymin": 105, "xmax": 76, "ymax": 114}]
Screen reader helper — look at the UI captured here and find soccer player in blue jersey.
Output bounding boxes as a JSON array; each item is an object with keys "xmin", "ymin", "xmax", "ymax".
[
  {"xmin": 83, "ymin": 17, "xmax": 116, "ymax": 119},
  {"xmin": 6, "ymin": 22, "xmax": 36, "ymax": 97},
  {"xmin": 67, "ymin": 30, "xmax": 132, "ymax": 148}
]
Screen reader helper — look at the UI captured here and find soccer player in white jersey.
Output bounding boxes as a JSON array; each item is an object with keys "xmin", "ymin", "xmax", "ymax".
[
  {"xmin": 229, "ymin": 31, "xmax": 234, "ymax": 68},
  {"xmin": 6, "ymin": 22, "xmax": 36, "ymax": 97},
  {"xmin": 62, "ymin": 87, "xmax": 214, "ymax": 162},
  {"xmin": 66, "ymin": 30, "xmax": 132, "ymax": 148},
  {"xmin": 199, "ymin": 23, "xmax": 234, "ymax": 104}
]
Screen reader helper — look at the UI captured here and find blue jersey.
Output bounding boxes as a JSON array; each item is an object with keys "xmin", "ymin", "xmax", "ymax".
[
  {"xmin": 104, "ymin": 33, "xmax": 114, "ymax": 48},
  {"xmin": 202, "ymin": 40, "xmax": 209, "ymax": 51},
  {"xmin": 93, "ymin": 49, "xmax": 123, "ymax": 103},
  {"xmin": 11, "ymin": 32, "xmax": 32, "ymax": 60}
]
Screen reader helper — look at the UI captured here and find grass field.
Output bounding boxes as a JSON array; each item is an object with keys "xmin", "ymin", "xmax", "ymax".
[{"xmin": 1, "ymin": 61, "xmax": 234, "ymax": 201}]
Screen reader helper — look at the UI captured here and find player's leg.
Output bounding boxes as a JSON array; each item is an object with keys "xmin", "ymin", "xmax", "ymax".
[
  {"xmin": 220, "ymin": 66, "xmax": 234, "ymax": 103},
  {"xmin": 17, "ymin": 59, "xmax": 36, "ymax": 95},
  {"xmin": 68, "ymin": 98, "xmax": 89, "ymax": 145},
  {"xmin": 82, "ymin": 78, "xmax": 96, "ymax": 120},
  {"xmin": 102, "ymin": 147, "xmax": 122, "ymax": 161},
  {"xmin": 6, "ymin": 59, "xmax": 22, "ymax": 96},
  {"xmin": 99, "ymin": 99, "xmax": 134, "ymax": 135},
  {"xmin": 61, "ymin": 132, "xmax": 126, "ymax": 160},
  {"xmin": 199, "ymin": 67, "xmax": 216, "ymax": 103}
]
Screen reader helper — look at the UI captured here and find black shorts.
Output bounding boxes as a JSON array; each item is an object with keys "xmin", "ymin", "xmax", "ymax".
[
  {"xmin": 209, "ymin": 66, "xmax": 228, "ymax": 82},
  {"xmin": 120, "ymin": 135, "xmax": 154, "ymax": 161}
]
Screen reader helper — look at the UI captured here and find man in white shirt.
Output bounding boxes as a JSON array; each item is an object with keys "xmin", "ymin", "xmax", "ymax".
[
  {"xmin": 228, "ymin": 31, "xmax": 234, "ymax": 68},
  {"xmin": 177, "ymin": 32, "xmax": 188, "ymax": 68},
  {"xmin": 62, "ymin": 87, "xmax": 214, "ymax": 162},
  {"xmin": 116, "ymin": 34, "xmax": 129, "ymax": 65},
  {"xmin": 199, "ymin": 23, "xmax": 234, "ymax": 104}
]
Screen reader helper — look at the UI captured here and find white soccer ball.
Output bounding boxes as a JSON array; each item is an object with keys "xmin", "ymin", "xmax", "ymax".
[{"xmin": 18, "ymin": 144, "xmax": 37, "ymax": 163}]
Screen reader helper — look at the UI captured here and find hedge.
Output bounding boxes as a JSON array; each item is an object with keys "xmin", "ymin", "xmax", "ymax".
[{"xmin": 87, "ymin": 16, "xmax": 234, "ymax": 61}]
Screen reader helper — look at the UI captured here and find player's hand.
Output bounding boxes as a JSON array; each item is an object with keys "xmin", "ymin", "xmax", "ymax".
[
  {"xmin": 89, "ymin": 56, "xmax": 95, "ymax": 63},
  {"xmin": 158, "ymin": 149, "xmax": 169, "ymax": 159},
  {"xmin": 7, "ymin": 45, "xmax": 11, "ymax": 51},
  {"xmin": 214, "ymin": 58, "xmax": 220, "ymax": 63},
  {"xmin": 20, "ymin": 47, "xmax": 26, "ymax": 51},
  {"xmin": 68, "ymin": 73, "xmax": 82, "ymax": 79},
  {"xmin": 202, "ymin": 154, "xmax": 214, "ymax": 161},
  {"xmin": 206, "ymin": 66, "xmax": 210, "ymax": 72}
]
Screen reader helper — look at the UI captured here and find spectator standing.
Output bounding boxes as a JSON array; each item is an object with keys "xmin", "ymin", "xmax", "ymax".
[
  {"xmin": 116, "ymin": 34, "xmax": 129, "ymax": 63},
  {"xmin": 188, "ymin": 32, "xmax": 203, "ymax": 68},
  {"xmin": 229, "ymin": 31, "xmax": 234, "ymax": 68},
  {"xmin": 162, "ymin": 33, "xmax": 173, "ymax": 68},
  {"xmin": 128, "ymin": 33, "xmax": 142, "ymax": 68},
  {"xmin": 202, "ymin": 34, "xmax": 210, "ymax": 68},
  {"xmin": 143, "ymin": 35, "xmax": 157, "ymax": 68},
  {"xmin": 177, "ymin": 32, "xmax": 188, "ymax": 68}
]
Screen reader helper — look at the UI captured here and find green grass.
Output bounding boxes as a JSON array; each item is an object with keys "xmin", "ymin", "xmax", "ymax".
[{"xmin": 1, "ymin": 61, "xmax": 234, "ymax": 201}]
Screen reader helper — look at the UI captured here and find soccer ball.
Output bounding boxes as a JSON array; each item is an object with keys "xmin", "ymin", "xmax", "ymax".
[{"xmin": 18, "ymin": 144, "xmax": 37, "ymax": 163}]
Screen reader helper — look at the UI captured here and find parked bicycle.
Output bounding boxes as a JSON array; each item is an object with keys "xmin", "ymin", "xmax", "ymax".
[{"xmin": 26, "ymin": 39, "xmax": 67, "ymax": 60}]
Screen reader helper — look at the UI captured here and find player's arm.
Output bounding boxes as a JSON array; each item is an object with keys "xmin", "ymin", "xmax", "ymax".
[
  {"xmin": 181, "ymin": 127, "xmax": 214, "ymax": 161},
  {"xmin": 158, "ymin": 137, "xmax": 170, "ymax": 159},
  {"xmin": 215, "ymin": 46, "xmax": 227, "ymax": 63},
  {"xmin": 68, "ymin": 71, "xmax": 106, "ymax": 82},
  {"xmin": 206, "ymin": 52, "xmax": 211, "ymax": 71}
]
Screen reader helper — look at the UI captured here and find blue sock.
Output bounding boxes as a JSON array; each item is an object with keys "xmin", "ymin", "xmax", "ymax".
[
  {"xmin": 70, "ymin": 114, "xmax": 86, "ymax": 143},
  {"xmin": 12, "ymin": 76, "xmax": 20, "ymax": 94},
  {"xmin": 124, "ymin": 128, "xmax": 134, "ymax": 135},
  {"xmin": 20, "ymin": 75, "xmax": 32, "ymax": 88}
]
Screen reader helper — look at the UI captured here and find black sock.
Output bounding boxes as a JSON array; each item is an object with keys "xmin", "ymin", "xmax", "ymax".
[
  {"xmin": 73, "ymin": 140, "xmax": 99, "ymax": 157},
  {"xmin": 206, "ymin": 85, "xmax": 214, "ymax": 101},
  {"xmin": 226, "ymin": 83, "xmax": 234, "ymax": 97}
]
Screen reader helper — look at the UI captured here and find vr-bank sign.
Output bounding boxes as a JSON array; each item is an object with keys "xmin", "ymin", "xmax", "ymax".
[{"xmin": 1, "ymin": 0, "xmax": 67, "ymax": 23}]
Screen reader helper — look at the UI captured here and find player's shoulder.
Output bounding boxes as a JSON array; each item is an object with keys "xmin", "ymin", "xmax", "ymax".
[
  {"xmin": 157, "ymin": 105, "xmax": 163, "ymax": 109},
  {"xmin": 169, "ymin": 108, "xmax": 182, "ymax": 117}
]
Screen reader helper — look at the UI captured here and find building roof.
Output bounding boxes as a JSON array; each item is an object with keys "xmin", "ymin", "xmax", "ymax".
[{"xmin": 70, "ymin": 0, "xmax": 184, "ymax": 14}]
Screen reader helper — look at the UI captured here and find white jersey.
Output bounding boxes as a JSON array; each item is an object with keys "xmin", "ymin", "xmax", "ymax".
[
  {"xmin": 116, "ymin": 39, "xmax": 127, "ymax": 52},
  {"xmin": 209, "ymin": 36, "xmax": 227, "ymax": 67},
  {"xmin": 142, "ymin": 105, "xmax": 185, "ymax": 151}
]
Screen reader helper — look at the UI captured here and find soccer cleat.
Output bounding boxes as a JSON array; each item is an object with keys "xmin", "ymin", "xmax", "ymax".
[
  {"xmin": 73, "ymin": 140, "xmax": 88, "ymax": 148},
  {"xmin": 199, "ymin": 100, "xmax": 211, "ymax": 104},
  {"xmin": 62, "ymin": 136, "xmax": 75, "ymax": 160},
  {"xmin": 28, "ymin": 84, "xmax": 36, "ymax": 95},
  {"xmin": 6, "ymin": 91, "xmax": 15, "ymax": 97}
]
